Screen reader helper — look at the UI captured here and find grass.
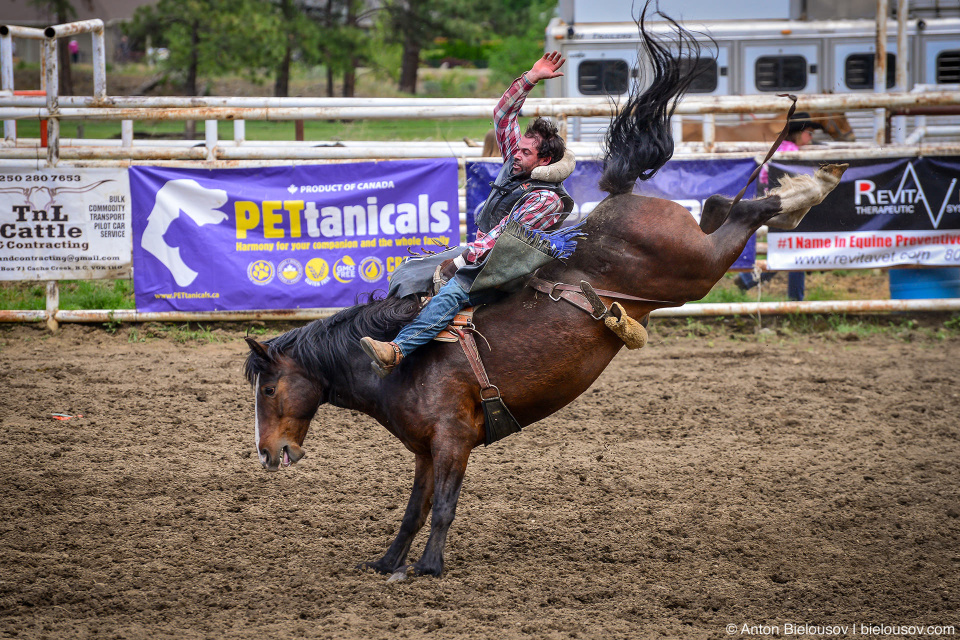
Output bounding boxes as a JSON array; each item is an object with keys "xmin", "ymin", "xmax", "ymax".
[
  {"xmin": 13, "ymin": 117, "xmax": 496, "ymax": 144},
  {"xmin": 10, "ymin": 62, "xmax": 500, "ymax": 143},
  {"xmin": 146, "ymin": 323, "xmax": 224, "ymax": 343},
  {"xmin": 653, "ymin": 312, "xmax": 960, "ymax": 342},
  {"xmin": 0, "ymin": 280, "xmax": 135, "ymax": 310}
]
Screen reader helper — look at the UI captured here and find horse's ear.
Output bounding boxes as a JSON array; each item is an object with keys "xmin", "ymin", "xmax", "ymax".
[{"xmin": 245, "ymin": 337, "xmax": 270, "ymax": 361}]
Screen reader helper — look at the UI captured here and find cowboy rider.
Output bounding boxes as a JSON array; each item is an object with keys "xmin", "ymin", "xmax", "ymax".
[{"xmin": 360, "ymin": 51, "xmax": 575, "ymax": 376}]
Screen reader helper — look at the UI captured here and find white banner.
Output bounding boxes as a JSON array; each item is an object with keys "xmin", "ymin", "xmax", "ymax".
[
  {"xmin": 767, "ymin": 229, "xmax": 960, "ymax": 270},
  {"xmin": 0, "ymin": 167, "xmax": 131, "ymax": 280}
]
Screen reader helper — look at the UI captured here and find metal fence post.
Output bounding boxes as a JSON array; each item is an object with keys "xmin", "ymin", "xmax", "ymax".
[{"xmin": 46, "ymin": 281, "xmax": 59, "ymax": 332}]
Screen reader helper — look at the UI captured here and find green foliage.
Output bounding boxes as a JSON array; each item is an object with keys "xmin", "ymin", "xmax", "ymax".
[
  {"xmin": 148, "ymin": 323, "xmax": 223, "ymax": 344},
  {"xmin": 486, "ymin": 0, "xmax": 557, "ymax": 87},
  {"xmin": 125, "ymin": 0, "xmax": 284, "ymax": 94},
  {"xmin": 0, "ymin": 282, "xmax": 46, "ymax": 310},
  {"xmin": 422, "ymin": 39, "xmax": 495, "ymax": 68},
  {"xmin": 58, "ymin": 280, "xmax": 135, "ymax": 310},
  {"xmin": 0, "ymin": 280, "xmax": 135, "ymax": 310},
  {"xmin": 14, "ymin": 116, "xmax": 496, "ymax": 142},
  {"xmin": 420, "ymin": 69, "xmax": 479, "ymax": 97}
]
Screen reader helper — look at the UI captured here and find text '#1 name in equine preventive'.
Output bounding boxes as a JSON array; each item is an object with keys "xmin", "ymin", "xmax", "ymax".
[{"xmin": 727, "ymin": 623, "xmax": 956, "ymax": 636}]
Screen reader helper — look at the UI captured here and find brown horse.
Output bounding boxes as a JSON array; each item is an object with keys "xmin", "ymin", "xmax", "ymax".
[
  {"xmin": 243, "ymin": 5, "xmax": 848, "ymax": 580},
  {"xmin": 681, "ymin": 111, "xmax": 855, "ymax": 143}
]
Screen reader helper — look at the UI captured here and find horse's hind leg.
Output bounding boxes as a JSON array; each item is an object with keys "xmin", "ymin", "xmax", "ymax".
[
  {"xmin": 707, "ymin": 164, "xmax": 848, "ymax": 262},
  {"xmin": 765, "ymin": 164, "xmax": 846, "ymax": 229},
  {"xmin": 700, "ymin": 164, "xmax": 847, "ymax": 235},
  {"xmin": 359, "ymin": 453, "xmax": 434, "ymax": 575},
  {"xmin": 699, "ymin": 195, "xmax": 734, "ymax": 234}
]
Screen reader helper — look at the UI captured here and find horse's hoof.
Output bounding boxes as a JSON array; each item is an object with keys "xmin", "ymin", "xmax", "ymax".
[
  {"xmin": 818, "ymin": 163, "xmax": 849, "ymax": 181},
  {"xmin": 386, "ymin": 567, "xmax": 409, "ymax": 583},
  {"xmin": 357, "ymin": 560, "xmax": 394, "ymax": 575}
]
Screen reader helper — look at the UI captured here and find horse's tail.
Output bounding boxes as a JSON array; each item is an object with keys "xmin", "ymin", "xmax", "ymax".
[{"xmin": 598, "ymin": 2, "xmax": 710, "ymax": 195}]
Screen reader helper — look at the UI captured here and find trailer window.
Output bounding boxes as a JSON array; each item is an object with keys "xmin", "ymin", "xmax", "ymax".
[
  {"xmin": 754, "ymin": 55, "xmax": 807, "ymax": 91},
  {"xmin": 675, "ymin": 57, "xmax": 718, "ymax": 93},
  {"xmin": 844, "ymin": 53, "xmax": 895, "ymax": 89},
  {"xmin": 578, "ymin": 60, "xmax": 630, "ymax": 95},
  {"xmin": 936, "ymin": 50, "xmax": 960, "ymax": 84}
]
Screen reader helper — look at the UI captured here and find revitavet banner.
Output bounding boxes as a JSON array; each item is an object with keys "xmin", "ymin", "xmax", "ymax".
[
  {"xmin": 465, "ymin": 157, "xmax": 759, "ymax": 269},
  {"xmin": 130, "ymin": 160, "xmax": 459, "ymax": 312},
  {"xmin": 0, "ymin": 166, "xmax": 131, "ymax": 280},
  {"xmin": 767, "ymin": 157, "xmax": 960, "ymax": 270}
]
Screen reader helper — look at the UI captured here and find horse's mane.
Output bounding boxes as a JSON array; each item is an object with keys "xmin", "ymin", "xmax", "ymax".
[
  {"xmin": 599, "ymin": 1, "xmax": 711, "ymax": 195},
  {"xmin": 244, "ymin": 294, "xmax": 420, "ymax": 384}
]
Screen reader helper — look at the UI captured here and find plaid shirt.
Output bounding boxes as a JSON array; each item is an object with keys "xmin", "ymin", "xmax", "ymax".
[{"xmin": 465, "ymin": 74, "xmax": 564, "ymax": 263}]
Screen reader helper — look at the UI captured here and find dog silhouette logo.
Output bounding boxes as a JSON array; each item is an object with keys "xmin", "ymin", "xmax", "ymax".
[{"xmin": 140, "ymin": 179, "xmax": 229, "ymax": 286}]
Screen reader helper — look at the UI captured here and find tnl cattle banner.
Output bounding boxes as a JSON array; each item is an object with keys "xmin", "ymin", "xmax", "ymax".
[
  {"xmin": 130, "ymin": 160, "xmax": 459, "ymax": 312},
  {"xmin": 465, "ymin": 158, "xmax": 759, "ymax": 269},
  {"xmin": 767, "ymin": 157, "xmax": 960, "ymax": 270},
  {"xmin": 0, "ymin": 166, "xmax": 131, "ymax": 280}
]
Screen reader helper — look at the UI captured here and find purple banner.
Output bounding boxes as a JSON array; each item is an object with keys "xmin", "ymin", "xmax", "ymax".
[
  {"xmin": 466, "ymin": 158, "xmax": 758, "ymax": 269},
  {"xmin": 130, "ymin": 160, "xmax": 459, "ymax": 311}
]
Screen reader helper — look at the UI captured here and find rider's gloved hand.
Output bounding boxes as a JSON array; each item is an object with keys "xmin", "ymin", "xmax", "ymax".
[{"xmin": 440, "ymin": 251, "xmax": 469, "ymax": 281}]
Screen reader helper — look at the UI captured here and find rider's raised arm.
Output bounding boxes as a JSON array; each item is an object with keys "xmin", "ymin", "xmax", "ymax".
[{"xmin": 493, "ymin": 52, "xmax": 566, "ymax": 160}]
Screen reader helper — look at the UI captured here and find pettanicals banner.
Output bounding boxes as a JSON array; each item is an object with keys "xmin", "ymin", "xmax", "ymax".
[
  {"xmin": 465, "ymin": 157, "xmax": 759, "ymax": 269},
  {"xmin": 0, "ymin": 166, "xmax": 131, "ymax": 280},
  {"xmin": 767, "ymin": 157, "xmax": 960, "ymax": 270},
  {"xmin": 130, "ymin": 160, "xmax": 459, "ymax": 312}
]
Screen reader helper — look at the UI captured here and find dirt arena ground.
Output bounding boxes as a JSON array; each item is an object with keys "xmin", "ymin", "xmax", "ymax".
[{"xmin": 1, "ymin": 317, "xmax": 958, "ymax": 640}]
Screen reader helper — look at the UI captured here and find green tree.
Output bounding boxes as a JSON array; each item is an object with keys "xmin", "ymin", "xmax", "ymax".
[
  {"xmin": 380, "ymin": 0, "xmax": 485, "ymax": 95},
  {"xmin": 485, "ymin": 0, "xmax": 557, "ymax": 88},
  {"xmin": 298, "ymin": 0, "xmax": 376, "ymax": 98},
  {"xmin": 126, "ymin": 0, "xmax": 284, "ymax": 97}
]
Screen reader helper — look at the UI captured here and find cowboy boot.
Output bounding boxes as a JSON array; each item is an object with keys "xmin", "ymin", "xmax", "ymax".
[{"xmin": 360, "ymin": 337, "xmax": 402, "ymax": 378}]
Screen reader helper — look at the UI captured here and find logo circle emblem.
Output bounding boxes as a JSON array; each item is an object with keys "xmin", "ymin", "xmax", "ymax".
[
  {"xmin": 304, "ymin": 258, "xmax": 330, "ymax": 286},
  {"xmin": 277, "ymin": 258, "xmax": 303, "ymax": 285},
  {"xmin": 333, "ymin": 255, "xmax": 357, "ymax": 283},
  {"xmin": 359, "ymin": 257, "xmax": 385, "ymax": 283},
  {"xmin": 247, "ymin": 260, "xmax": 275, "ymax": 286}
]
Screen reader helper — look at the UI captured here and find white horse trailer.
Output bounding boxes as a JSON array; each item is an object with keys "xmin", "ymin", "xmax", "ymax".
[{"xmin": 544, "ymin": 4, "xmax": 960, "ymax": 143}]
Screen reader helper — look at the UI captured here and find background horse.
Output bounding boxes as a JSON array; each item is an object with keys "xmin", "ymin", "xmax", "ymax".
[
  {"xmin": 244, "ymin": 4, "xmax": 846, "ymax": 580},
  {"xmin": 680, "ymin": 111, "xmax": 855, "ymax": 143}
]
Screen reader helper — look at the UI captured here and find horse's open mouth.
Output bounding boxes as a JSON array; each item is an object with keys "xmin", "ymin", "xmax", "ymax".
[{"xmin": 259, "ymin": 445, "xmax": 293, "ymax": 471}]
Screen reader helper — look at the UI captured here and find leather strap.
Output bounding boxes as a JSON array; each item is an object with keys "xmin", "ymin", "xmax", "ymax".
[
  {"xmin": 527, "ymin": 275, "xmax": 681, "ymax": 308},
  {"xmin": 455, "ymin": 327, "xmax": 501, "ymax": 401},
  {"xmin": 434, "ymin": 308, "xmax": 476, "ymax": 342},
  {"xmin": 730, "ymin": 93, "xmax": 798, "ymax": 207}
]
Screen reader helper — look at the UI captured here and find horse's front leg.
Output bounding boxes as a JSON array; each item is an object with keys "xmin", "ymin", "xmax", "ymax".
[{"xmin": 359, "ymin": 453, "xmax": 434, "ymax": 575}]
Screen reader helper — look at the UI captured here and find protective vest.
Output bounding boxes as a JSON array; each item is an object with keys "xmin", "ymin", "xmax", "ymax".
[{"xmin": 475, "ymin": 161, "xmax": 575, "ymax": 234}]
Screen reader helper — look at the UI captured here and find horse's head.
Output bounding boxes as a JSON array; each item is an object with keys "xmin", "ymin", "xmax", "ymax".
[
  {"xmin": 813, "ymin": 111, "xmax": 856, "ymax": 142},
  {"xmin": 244, "ymin": 337, "xmax": 323, "ymax": 472}
]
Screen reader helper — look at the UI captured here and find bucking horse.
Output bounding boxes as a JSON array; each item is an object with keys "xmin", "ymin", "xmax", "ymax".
[{"xmin": 244, "ymin": 4, "xmax": 847, "ymax": 580}]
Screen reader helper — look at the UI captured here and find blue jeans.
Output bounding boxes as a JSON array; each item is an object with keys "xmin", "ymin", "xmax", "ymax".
[{"xmin": 393, "ymin": 278, "xmax": 473, "ymax": 357}]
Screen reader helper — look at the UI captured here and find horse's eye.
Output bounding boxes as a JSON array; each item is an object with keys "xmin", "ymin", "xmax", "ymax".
[{"xmin": 263, "ymin": 386, "xmax": 276, "ymax": 397}]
